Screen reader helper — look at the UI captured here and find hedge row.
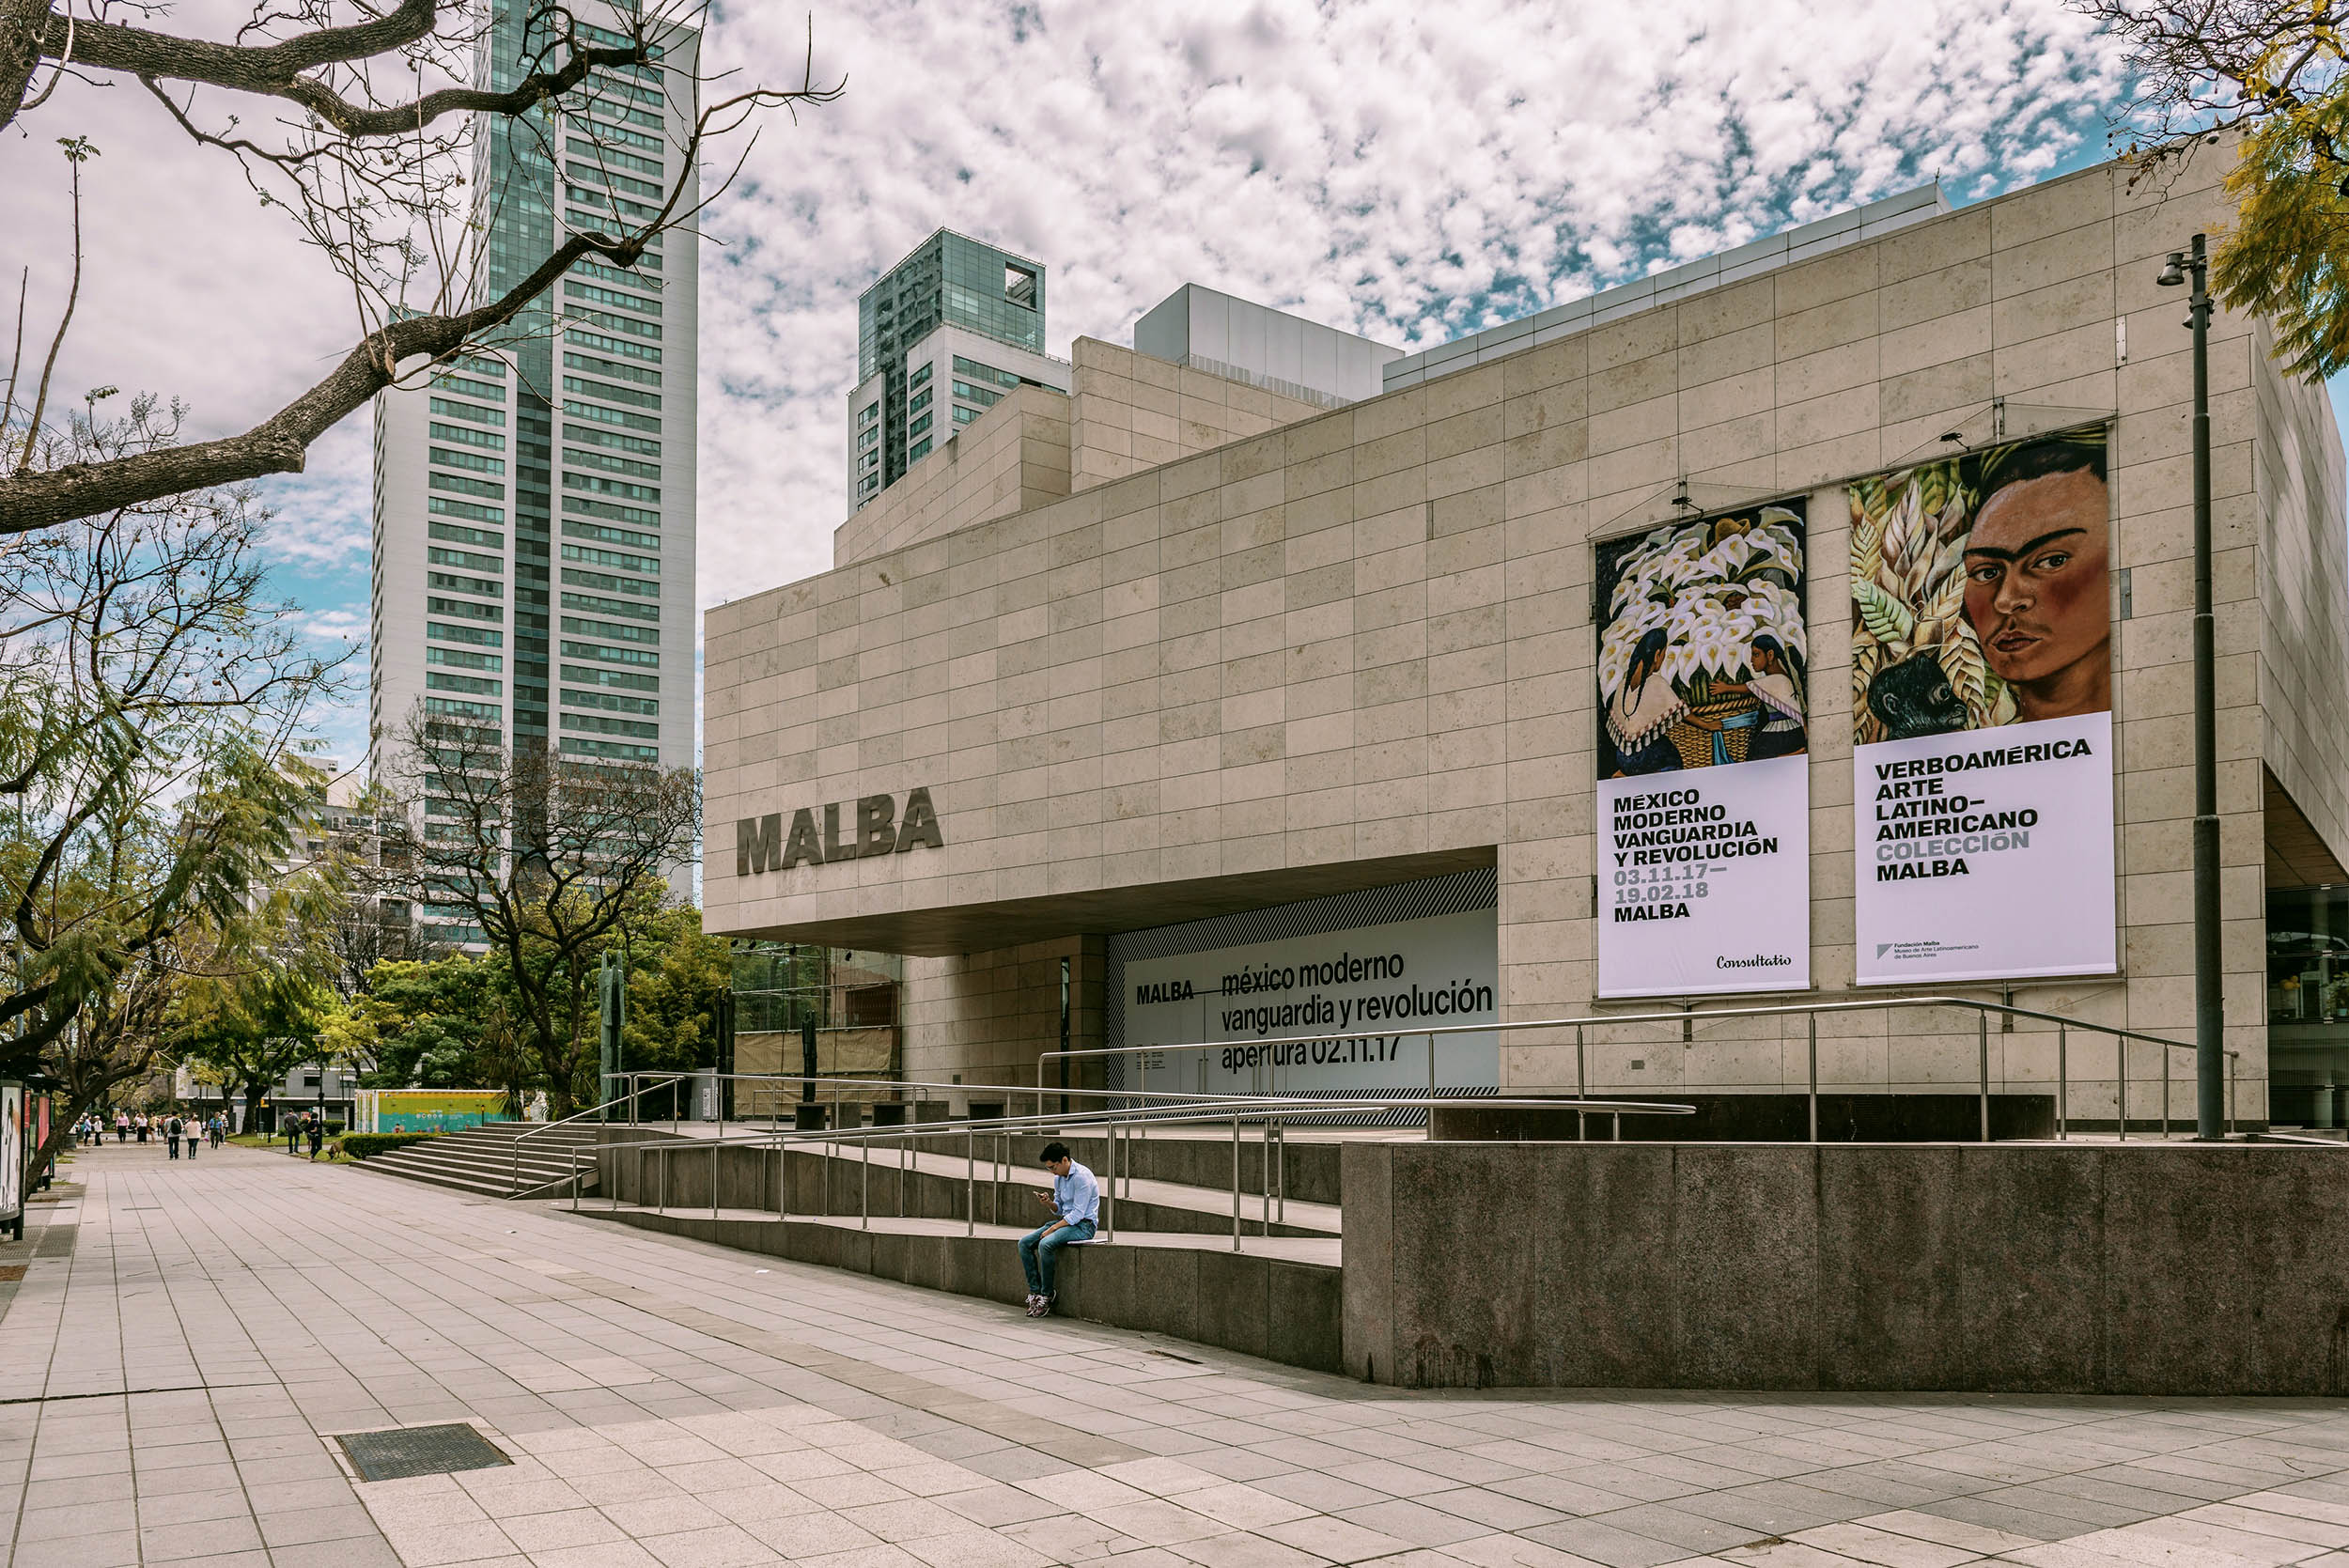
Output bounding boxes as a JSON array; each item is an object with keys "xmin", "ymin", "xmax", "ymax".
[{"xmin": 337, "ymin": 1132, "xmax": 443, "ymax": 1160}]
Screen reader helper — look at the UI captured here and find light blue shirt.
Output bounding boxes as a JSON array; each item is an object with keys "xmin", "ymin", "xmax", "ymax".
[{"xmin": 1052, "ymin": 1161, "xmax": 1099, "ymax": 1227}]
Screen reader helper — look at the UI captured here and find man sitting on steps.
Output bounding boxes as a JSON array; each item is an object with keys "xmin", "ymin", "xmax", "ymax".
[{"xmin": 1019, "ymin": 1141, "xmax": 1098, "ymax": 1318}]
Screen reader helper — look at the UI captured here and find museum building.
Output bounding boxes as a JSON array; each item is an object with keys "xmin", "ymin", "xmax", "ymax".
[{"xmin": 705, "ymin": 155, "xmax": 2349, "ymax": 1131}]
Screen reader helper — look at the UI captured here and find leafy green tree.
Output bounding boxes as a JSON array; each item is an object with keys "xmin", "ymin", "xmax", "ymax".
[
  {"xmin": 184, "ymin": 966, "xmax": 333, "ymax": 1135},
  {"xmin": 0, "ymin": 393, "xmax": 344, "ymax": 1172},
  {"xmin": 2083, "ymin": 0, "xmax": 2349, "ymax": 374},
  {"xmin": 340, "ymin": 957, "xmax": 492, "ymax": 1089},
  {"xmin": 616, "ymin": 904, "xmax": 733, "ymax": 1077}
]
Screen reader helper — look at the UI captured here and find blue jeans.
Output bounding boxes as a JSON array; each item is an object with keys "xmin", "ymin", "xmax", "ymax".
[{"xmin": 1019, "ymin": 1219, "xmax": 1096, "ymax": 1296}]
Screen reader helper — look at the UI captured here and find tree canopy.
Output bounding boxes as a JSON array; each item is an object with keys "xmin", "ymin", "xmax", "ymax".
[{"xmin": 2084, "ymin": 0, "xmax": 2349, "ymax": 376}]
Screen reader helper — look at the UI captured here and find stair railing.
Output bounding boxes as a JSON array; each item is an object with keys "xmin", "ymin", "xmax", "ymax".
[
  {"xmin": 512, "ymin": 1074, "xmax": 689, "ymax": 1196},
  {"xmin": 1039, "ymin": 993, "xmax": 2247, "ymax": 1144},
  {"xmin": 584, "ymin": 1089, "xmax": 1697, "ymax": 1253}
]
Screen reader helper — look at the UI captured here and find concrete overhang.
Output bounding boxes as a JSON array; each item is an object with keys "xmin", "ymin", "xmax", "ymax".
[{"xmin": 723, "ymin": 846, "xmax": 1498, "ymax": 956}]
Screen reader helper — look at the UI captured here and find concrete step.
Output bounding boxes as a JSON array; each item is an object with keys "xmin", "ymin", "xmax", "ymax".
[
  {"xmin": 378, "ymin": 1141, "xmax": 592, "ymax": 1173},
  {"xmin": 568, "ymin": 1205, "xmax": 1340, "ymax": 1375},
  {"xmin": 360, "ymin": 1125, "xmax": 610, "ymax": 1199}
]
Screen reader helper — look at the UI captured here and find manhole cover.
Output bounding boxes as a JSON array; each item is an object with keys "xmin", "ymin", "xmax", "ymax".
[{"xmin": 334, "ymin": 1423, "xmax": 511, "ymax": 1482}]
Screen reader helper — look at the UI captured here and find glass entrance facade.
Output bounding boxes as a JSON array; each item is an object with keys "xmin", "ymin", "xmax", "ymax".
[{"xmin": 2268, "ymin": 884, "xmax": 2349, "ymax": 1127}]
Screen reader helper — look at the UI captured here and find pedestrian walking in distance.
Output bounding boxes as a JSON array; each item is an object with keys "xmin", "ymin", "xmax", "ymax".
[
  {"xmin": 165, "ymin": 1114, "xmax": 181, "ymax": 1159},
  {"xmin": 307, "ymin": 1117, "xmax": 324, "ymax": 1161},
  {"xmin": 286, "ymin": 1115, "xmax": 302, "ymax": 1155}
]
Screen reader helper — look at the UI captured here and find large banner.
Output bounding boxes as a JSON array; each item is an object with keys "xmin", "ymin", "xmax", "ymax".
[
  {"xmin": 0, "ymin": 1084, "xmax": 21, "ymax": 1232},
  {"xmin": 1121, "ymin": 908, "xmax": 1500, "ymax": 1094},
  {"xmin": 1848, "ymin": 428, "xmax": 2117, "ymax": 984},
  {"xmin": 1596, "ymin": 503, "xmax": 1812, "ymax": 997}
]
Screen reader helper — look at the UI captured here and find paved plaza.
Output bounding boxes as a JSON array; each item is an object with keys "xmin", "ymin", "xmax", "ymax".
[{"xmin": 10, "ymin": 1143, "xmax": 2349, "ymax": 1567}]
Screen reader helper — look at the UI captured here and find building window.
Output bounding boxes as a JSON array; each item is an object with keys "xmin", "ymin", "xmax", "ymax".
[
  {"xmin": 909, "ymin": 437, "xmax": 931, "ymax": 462},
  {"xmin": 951, "ymin": 356, "xmax": 1021, "ymax": 389},
  {"xmin": 2270, "ymin": 883, "xmax": 2349, "ymax": 1127},
  {"xmin": 910, "ymin": 363, "xmax": 932, "ymax": 389},
  {"xmin": 909, "ymin": 387, "xmax": 932, "ymax": 414},
  {"xmin": 953, "ymin": 405, "xmax": 981, "ymax": 425},
  {"xmin": 908, "ymin": 412, "xmax": 931, "ymax": 438},
  {"xmin": 1004, "ymin": 263, "xmax": 1037, "ymax": 309},
  {"xmin": 858, "ymin": 400, "xmax": 879, "ymax": 427}
]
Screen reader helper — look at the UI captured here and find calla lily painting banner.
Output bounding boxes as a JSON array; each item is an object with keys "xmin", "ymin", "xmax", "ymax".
[
  {"xmin": 1848, "ymin": 427, "xmax": 2118, "ymax": 986},
  {"xmin": 1595, "ymin": 503, "xmax": 1812, "ymax": 999}
]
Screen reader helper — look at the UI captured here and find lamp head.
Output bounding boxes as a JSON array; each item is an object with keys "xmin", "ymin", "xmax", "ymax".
[{"xmin": 2156, "ymin": 253, "xmax": 2187, "ymax": 287}]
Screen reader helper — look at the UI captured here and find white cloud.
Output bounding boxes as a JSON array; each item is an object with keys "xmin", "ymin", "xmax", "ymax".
[{"xmin": 3, "ymin": 0, "xmax": 2129, "ymax": 766}]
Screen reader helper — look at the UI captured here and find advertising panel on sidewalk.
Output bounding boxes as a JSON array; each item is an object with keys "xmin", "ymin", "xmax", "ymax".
[
  {"xmin": 354, "ymin": 1089, "xmax": 511, "ymax": 1134},
  {"xmin": 0, "ymin": 1082, "xmax": 22, "ymax": 1239},
  {"xmin": 1596, "ymin": 502, "xmax": 1812, "ymax": 997},
  {"xmin": 1847, "ymin": 427, "xmax": 2118, "ymax": 985},
  {"xmin": 1121, "ymin": 908, "xmax": 1500, "ymax": 1094}
]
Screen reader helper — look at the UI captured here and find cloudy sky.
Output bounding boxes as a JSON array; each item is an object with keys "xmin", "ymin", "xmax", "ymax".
[{"xmin": 0, "ymin": 0, "xmax": 2291, "ymax": 773}]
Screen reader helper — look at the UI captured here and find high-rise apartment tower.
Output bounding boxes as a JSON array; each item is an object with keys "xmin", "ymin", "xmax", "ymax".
[
  {"xmin": 369, "ymin": 0, "xmax": 698, "ymax": 940},
  {"xmin": 848, "ymin": 230, "xmax": 1066, "ymax": 512}
]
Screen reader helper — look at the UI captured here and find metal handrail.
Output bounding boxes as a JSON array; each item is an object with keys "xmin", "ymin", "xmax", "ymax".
[
  {"xmin": 614, "ymin": 1067, "xmax": 1317, "ymax": 1138},
  {"xmin": 1041, "ymin": 993, "xmax": 2248, "ymax": 1143},
  {"xmin": 577, "ymin": 1092, "xmax": 1697, "ymax": 1251},
  {"xmin": 511, "ymin": 1073, "xmax": 690, "ymax": 1194}
]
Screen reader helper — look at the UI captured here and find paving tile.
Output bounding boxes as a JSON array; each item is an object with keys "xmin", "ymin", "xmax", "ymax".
[
  {"xmin": 898, "ymin": 1528, "xmax": 1057, "ymax": 1568},
  {"xmin": 501, "ymin": 1508, "xmax": 632, "ymax": 1552},
  {"xmin": 526, "ymin": 1542, "xmax": 666, "ymax": 1568},
  {"xmin": 372, "ymin": 1519, "xmax": 517, "ymax": 1567},
  {"xmin": 1257, "ymin": 1513, "xmax": 1420, "ymax": 1563},
  {"xmin": 795, "ymin": 1547, "xmax": 930, "ymax": 1568},
  {"xmin": 1166, "ymin": 1530, "xmax": 1334, "ymax": 1568},
  {"xmin": 19, "ymin": 1498, "xmax": 136, "ymax": 1539},
  {"xmin": 637, "ymin": 1522, "xmax": 783, "ymax": 1568},
  {"xmin": 1785, "ymin": 1519, "xmax": 1983, "ymax": 1566},
  {"xmin": 1521, "ymin": 1515, "xmax": 1700, "ymax": 1568},
  {"xmin": 1850, "ymin": 1511, "xmax": 2043, "ymax": 1556},
  {"xmin": 256, "ymin": 1502, "xmax": 383, "ymax": 1547},
  {"xmin": 141, "ymin": 1517, "xmax": 266, "ymax": 1560},
  {"xmin": 270, "ymin": 1538, "xmax": 406, "ymax": 1568}
]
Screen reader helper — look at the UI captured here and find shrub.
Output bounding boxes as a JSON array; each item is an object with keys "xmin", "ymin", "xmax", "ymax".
[{"xmin": 337, "ymin": 1132, "xmax": 442, "ymax": 1160}]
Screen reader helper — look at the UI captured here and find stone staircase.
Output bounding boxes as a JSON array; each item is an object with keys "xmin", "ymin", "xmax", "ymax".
[{"xmin": 357, "ymin": 1121, "xmax": 606, "ymax": 1199}]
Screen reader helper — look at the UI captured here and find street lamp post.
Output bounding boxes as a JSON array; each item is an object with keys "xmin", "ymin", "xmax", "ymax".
[{"xmin": 2157, "ymin": 233, "xmax": 2223, "ymax": 1140}]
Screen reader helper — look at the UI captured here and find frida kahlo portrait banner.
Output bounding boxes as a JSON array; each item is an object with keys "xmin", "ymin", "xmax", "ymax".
[{"xmin": 1848, "ymin": 427, "xmax": 2117, "ymax": 985}]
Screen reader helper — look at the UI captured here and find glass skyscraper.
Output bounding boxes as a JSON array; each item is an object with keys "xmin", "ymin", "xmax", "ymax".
[
  {"xmin": 848, "ymin": 230, "xmax": 1057, "ymax": 510},
  {"xmin": 368, "ymin": 0, "xmax": 699, "ymax": 942}
]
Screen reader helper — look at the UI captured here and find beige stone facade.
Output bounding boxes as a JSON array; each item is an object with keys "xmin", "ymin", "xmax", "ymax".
[{"xmin": 706, "ymin": 156, "xmax": 2349, "ymax": 1120}]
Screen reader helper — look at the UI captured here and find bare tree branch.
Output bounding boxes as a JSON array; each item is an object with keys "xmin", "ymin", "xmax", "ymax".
[
  {"xmin": 15, "ymin": 136, "xmax": 90, "ymax": 474},
  {"xmin": 13, "ymin": 0, "xmax": 670, "ymax": 137},
  {"xmin": 0, "ymin": 0, "xmax": 841, "ymax": 532}
]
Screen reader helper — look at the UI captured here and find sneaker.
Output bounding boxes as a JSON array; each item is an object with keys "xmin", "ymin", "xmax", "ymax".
[
  {"xmin": 1023, "ymin": 1293, "xmax": 1040, "ymax": 1312},
  {"xmin": 1037, "ymin": 1295, "xmax": 1056, "ymax": 1318}
]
